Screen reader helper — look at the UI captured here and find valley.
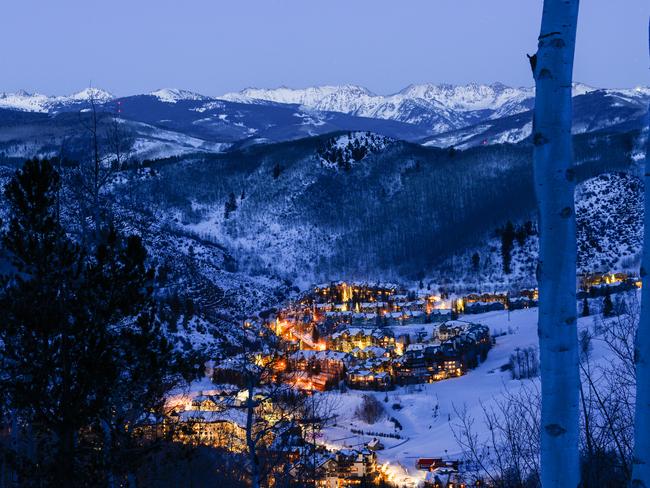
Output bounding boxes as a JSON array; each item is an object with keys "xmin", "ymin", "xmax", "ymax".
[{"xmin": 0, "ymin": 78, "xmax": 647, "ymax": 487}]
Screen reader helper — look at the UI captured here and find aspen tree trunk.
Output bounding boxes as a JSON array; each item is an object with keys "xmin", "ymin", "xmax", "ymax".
[
  {"xmin": 632, "ymin": 19, "xmax": 650, "ymax": 488},
  {"xmin": 245, "ymin": 382, "xmax": 261, "ymax": 488},
  {"xmin": 531, "ymin": 1, "xmax": 581, "ymax": 486}
]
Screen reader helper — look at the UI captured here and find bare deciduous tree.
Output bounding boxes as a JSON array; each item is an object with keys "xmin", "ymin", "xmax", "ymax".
[
  {"xmin": 530, "ymin": 1, "xmax": 581, "ymax": 485},
  {"xmin": 632, "ymin": 18, "xmax": 650, "ymax": 487}
]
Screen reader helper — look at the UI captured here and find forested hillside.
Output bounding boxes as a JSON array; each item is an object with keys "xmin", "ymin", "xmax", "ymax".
[{"xmin": 112, "ymin": 127, "xmax": 641, "ymax": 295}]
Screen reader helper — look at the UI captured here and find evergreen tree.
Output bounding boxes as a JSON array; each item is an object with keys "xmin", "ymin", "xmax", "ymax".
[
  {"xmin": 603, "ymin": 289, "xmax": 614, "ymax": 317},
  {"xmin": 0, "ymin": 159, "xmax": 190, "ymax": 486},
  {"xmin": 471, "ymin": 252, "xmax": 480, "ymax": 273},
  {"xmin": 524, "ymin": 220, "xmax": 536, "ymax": 236},
  {"xmin": 224, "ymin": 191, "xmax": 238, "ymax": 219},
  {"xmin": 515, "ymin": 225, "xmax": 527, "ymax": 246},
  {"xmin": 500, "ymin": 221, "xmax": 516, "ymax": 274}
]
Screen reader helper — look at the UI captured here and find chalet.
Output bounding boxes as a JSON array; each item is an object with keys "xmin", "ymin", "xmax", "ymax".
[
  {"xmin": 288, "ymin": 350, "xmax": 349, "ymax": 391},
  {"xmin": 327, "ymin": 448, "xmax": 378, "ymax": 485},
  {"xmin": 172, "ymin": 409, "xmax": 249, "ymax": 452},
  {"xmin": 329, "ymin": 328, "xmax": 394, "ymax": 353},
  {"xmin": 508, "ymin": 296, "xmax": 538, "ymax": 310},
  {"xmin": 188, "ymin": 391, "xmax": 233, "ymax": 412},
  {"xmin": 359, "ymin": 301, "xmax": 387, "ymax": 313},
  {"xmin": 519, "ymin": 288, "xmax": 539, "ymax": 300},
  {"xmin": 351, "ymin": 312, "xmax": 376, "ymax": 325},
  {"xmin": 424, "ymin": 467, "xmax": 463, "ymax": 488},
  {"xmin": 291, "ymin": 447, "xmax": 379, "ymax": 488},
  {"xmin": 289, "ymin": 350, "xmax": 349, "ymax": 376},
  {"xmin": 464, "ymin": 300, "xmax": 505, "ymax": 314},
  {"xmin": 394, "ymin": 350, "xmax": 430, "ymax": 384},
  {"xmin": 350, "ymin": 345, "xmax": 387, "ymax": 360},
  {"xmin": 330, "ymin": 328, "xmax": 374, "ymax": 352},
  {"xmin": 372, "ymin": 330, "xmax": 395, "ymax": 348},
  {"xmin": 464, "ymin": 292, "xmax": 508, "ymax": 305},
  {"xmin": 436, "ymin": 321, "xmax": 465, "ymax": 341},
  {"xmin": 346, "ymin": 370, "xmax": 392, "ymax": 390},
  {"xmin": 384, "ymin": 311, "xmax": 403, "ymax": 326}
]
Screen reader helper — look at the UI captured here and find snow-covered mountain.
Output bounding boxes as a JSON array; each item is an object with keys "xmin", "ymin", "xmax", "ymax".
[
  {"xmin": 1, "ymin": 82, "xmax": 647, "ymax": 157},
  {"xmin": 0, "ymin": 88, "xmax": 113, "ymax": 113},
  {"xmin": 218, "ymin": 82, "xmax": 622, "ymax": 135},
  {"xmin": 220, "ymin": 82, "xmax": 537, "ymax": 132},
  {"xmin": 423, "ymin": 85, "xmax": 650, "ymax": 149},
  {"xmin": 149, "ymin": 88, "xmax": 212, "ymax": 103}
]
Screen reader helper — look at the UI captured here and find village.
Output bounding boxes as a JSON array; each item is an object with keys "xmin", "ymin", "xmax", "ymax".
[
  {"xmin": 162, "ymin": 273, "xmax": 640, "ymax": 487},
  {"xmin": 270, "ymin": 282, "xmax": 500, "ymax": 392}
]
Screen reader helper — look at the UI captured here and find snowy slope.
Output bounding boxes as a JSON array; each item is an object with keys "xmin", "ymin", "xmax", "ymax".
[
  {"xmin": 318, "ymin": 305, "xmax": 623, "ymax": 485},
  {"xmin": 576, "ymin": 172, "xmax": 643, "ymax": 273}
]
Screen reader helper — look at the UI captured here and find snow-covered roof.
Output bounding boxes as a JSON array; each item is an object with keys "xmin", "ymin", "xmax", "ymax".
[
  {"xmin": 177, "ymin": 409, "xmax": 247, "ymax": 428},
  {"xmin": 290, "ymin": 350, "xmax": 349, "ymax": 362}
]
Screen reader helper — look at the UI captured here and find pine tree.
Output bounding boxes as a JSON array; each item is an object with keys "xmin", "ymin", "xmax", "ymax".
[
  {"xmin": 272, "ymin": 162, "xmax": 282, "ymax": 179},
  {"xmin": 0, "ymin": 159, "xmax": 190, "ymax": 486},
  {"xmin": 603, "ymin": 290, "xmax": 614, "ymax": 317},
  {"xmin": 224, "ymin": 191, "xmax": 238, "ymax": 219},
  {"xmin": 471, "ymin": 252, "xmax": 480, "ymax": 273},
  {"xmin": 500, "ymin": 221, "xmax": 515, "ymax": 274},
  {"xmin": 515, "ymin": 225, "xmax": 527, "ymax": 246}
]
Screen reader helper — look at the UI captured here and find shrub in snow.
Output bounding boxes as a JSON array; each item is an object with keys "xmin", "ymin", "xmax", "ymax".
[{"xmin": 508, "ymin": 346, "xmax": 539, "ymax": 380}]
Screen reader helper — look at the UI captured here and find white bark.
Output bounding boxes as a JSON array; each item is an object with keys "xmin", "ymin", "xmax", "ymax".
[
  {"xmin": 531, "ymin": 1, "xmax": 581, "ymax": 487},
  {"xmin": 632, "ymin": 19, "xmax": 650, "ymax": 488}
]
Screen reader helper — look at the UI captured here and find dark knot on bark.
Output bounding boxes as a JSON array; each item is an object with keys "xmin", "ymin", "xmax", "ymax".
[
  {"xmin": 545, "ymin": 423, "xmax": 567, "ymax": 437},
  {"xmin": 550, "ymin": 38, "xmax": 566, "ymax": 48},
  {"xmin": 533, "ymin": 133, "xmax": 549, "ymax": 146}
]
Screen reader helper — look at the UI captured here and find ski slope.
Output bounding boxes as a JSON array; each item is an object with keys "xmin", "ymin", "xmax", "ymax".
[{"xmin": 320, "ymin": 307, "xmax": 606, "ymax": 485}]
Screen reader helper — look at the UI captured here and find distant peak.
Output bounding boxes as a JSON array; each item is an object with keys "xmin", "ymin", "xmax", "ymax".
[
  {"xmin": 219, "ymin": 84, "xmax": 375, "ymax": 104},
  {"xmin": 571, "ymin": 82, "xmax": 598, "ymax": 96},
  {"xmin": 68, "ymin": 87, "xmax": 113, "ymax": 102},
  {"xmin": 14, "ymin": 89, "xmax": 34, "ymax": 97},
  {"xmin": 149, "ymin": 88, "xmax": 210, "ymax": 103}
]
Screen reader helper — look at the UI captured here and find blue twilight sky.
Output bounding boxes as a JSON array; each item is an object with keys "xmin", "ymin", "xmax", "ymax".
[{"xmin": 1, "ymin": 0, "xmax": 648, "ymax": 96}]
